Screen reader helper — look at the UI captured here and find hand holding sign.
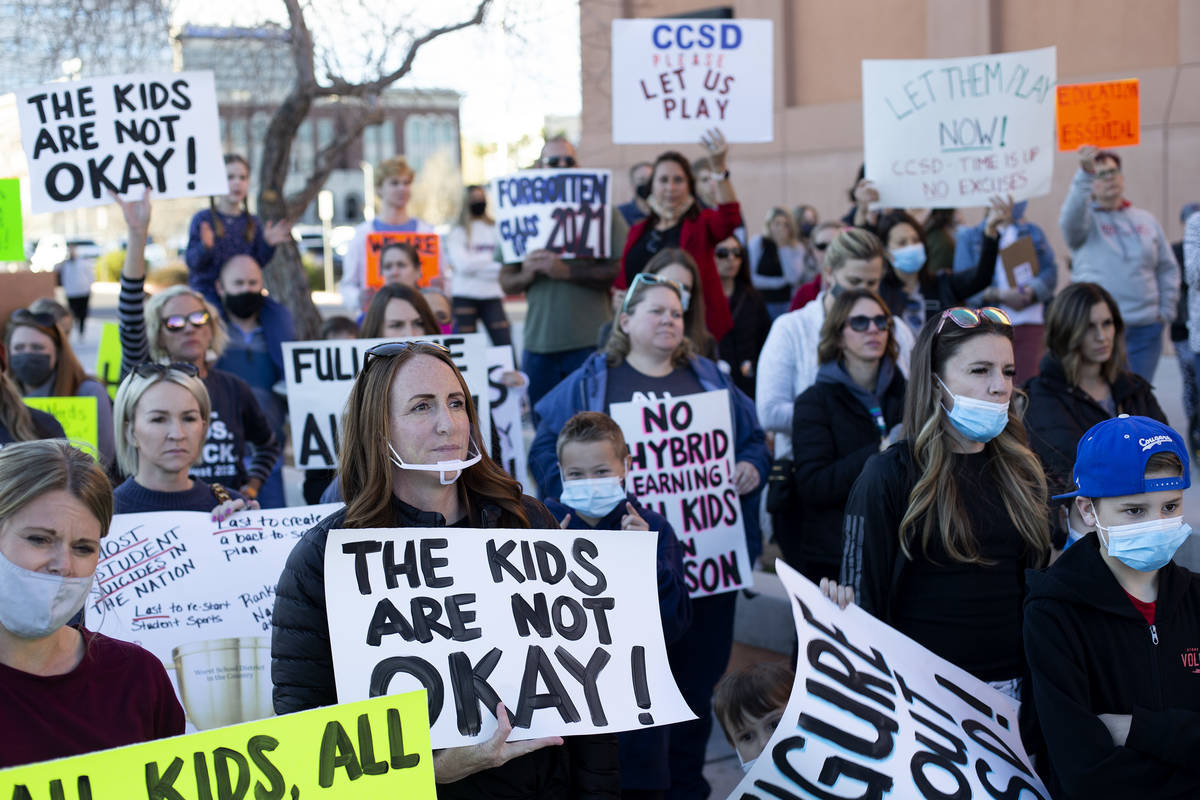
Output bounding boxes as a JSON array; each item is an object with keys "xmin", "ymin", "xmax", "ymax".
[
  {"xmin": 699, "ymin": 127, "xmax": 729, "ymax": 172},
  {"xmin": 983, "ymin": 194, "xmax": 1015, "ymax": 237},
  {"xmin": 432, "ymin": 703, "xmax": 563, "ymax": 784}
]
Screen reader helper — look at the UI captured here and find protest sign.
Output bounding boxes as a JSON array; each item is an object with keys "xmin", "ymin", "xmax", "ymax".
[
  {"xmin": 1056, "ymin": 78, "xmax": 1139, "ymax": 151},
  {"xmin": 325, "ymin": 527, "xmax": 694, "ymax": 748},
  {"xmin": 25, "ymin": 396, "xmax": 98, "ymax": 458},
  {"xmin": 0, "ymin": 178, "xmax": 22, "ymax": 261},
  {"xmin": 0, "ymin": 691, "xmax": 435, "ymax": 800},
  {"xmin": 94, "ymin": 321, "xmax": 122, "ymax": 400},
  {"xmin": 611, "ymin": 19, "xmax": 773, "ymax": 143},
  {"xmin": 493, "ymin": 169, "xmax": 612, "ymax": 263},
  {"xmin": 863, "ymin": 47, "xmax": 1057, "ymax": 207},
  {"xmin": 730, "ymin": 560, "xmax": 1050, "ymax": 799},
  {"xmin": 283, "ymin": 333, "xmax": 491, "ymax": 470},
  {"xmin": 15, "ymin": 71, "xmax": 226, "ymax": 214},
  {"xmin": 488, "ymin": 345, "xmax": 528, "ymax": 491},
  {"xmin": 364, "ymin": 232, "xmax": 440, "ymax": 289},
  {"xmin": 609, "ymin": 390, "xmax": 751, "ymax": 598},
  {"xmin": 90, "ymin": 504, "xmax": 342, "ymax": 731},
  {"xmin": 1000, "ymin": 235, "xmax": 1038, "ymax": 288}
]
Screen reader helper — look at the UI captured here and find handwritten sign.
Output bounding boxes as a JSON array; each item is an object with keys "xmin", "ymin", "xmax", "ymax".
[
  {"xmin": 609, "ymin": 390, "xmax": 752, "ymax": 598},
  {"xmin": 0, "ymin": 691, "xmax": 435, "ymax": 800},
  {"xmin": 25, "ymin": 396, "xmax": 98, "ymax": 458},
  {"xmin": 15, "ymin": 71, "xmax": 226, "ymax": 213},
  {"xmin": 89, "ymin": 504, "xmax": 342, "ymax": 731},
  {"xmin": 94, "ymin": 321, "xmax": 122, "ymax": 400},
  {"xmin": 1056, "ymin": 78, "xmax": 1139, "ymax": 151},
  {"xmin": 494, "ymin": 169, "xmax": 612, "ymax": 263},
  {"xmin": 0, "ymin": 178, "xmax": 22, "ymax": 261},
  {"xmin": 282, "ymin": 334, "xmax": 491, "ymax": 470},
  {"xmin": 488, "ymin": 345, "xmax": 528, "ymax": 491},
  {"xmin": 611, "ymin": 19, "xmax": 773, "ymax": 143},
  {"xmin": 863, "ymin": 47, "xmax": 1057, "ymax": 207},
  {"xmin": 325, "ymin": 527, "xmax": 694, "ymax": 749},
  {"xmin": 364, "ymin": 232, "xmax": 440, "ymax": 289}
]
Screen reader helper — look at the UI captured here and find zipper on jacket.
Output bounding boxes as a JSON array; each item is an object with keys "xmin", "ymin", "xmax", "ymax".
[{"xmin": 1149, "ymin": 624, "xmax": 1159, "ymax": 645}]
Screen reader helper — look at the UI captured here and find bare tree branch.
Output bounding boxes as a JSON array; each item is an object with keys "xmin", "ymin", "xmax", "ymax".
[{"xmin": 283, "ymin": 104, "xmax": 385, "ymax": 217}]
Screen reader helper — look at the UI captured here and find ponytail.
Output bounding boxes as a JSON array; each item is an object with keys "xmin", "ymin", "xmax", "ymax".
[{"xmin": 209, "ymin": 196, "xmax": 226, "ymax": 240}]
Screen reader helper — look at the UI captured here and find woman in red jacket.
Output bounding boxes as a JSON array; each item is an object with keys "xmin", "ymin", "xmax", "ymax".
[{"xmin": 616, "ymin": 128, "xmax": 738, "ymax": 341}]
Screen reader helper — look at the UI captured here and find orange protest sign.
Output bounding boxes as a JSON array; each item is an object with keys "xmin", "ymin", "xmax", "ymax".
[
  {"xmin": 1056, "ymin": 79, "xmax": 1139, "ymax": 151},
  {"xmin": 365, "ymin": 232, "xmax": 440, "ymax": 289}
]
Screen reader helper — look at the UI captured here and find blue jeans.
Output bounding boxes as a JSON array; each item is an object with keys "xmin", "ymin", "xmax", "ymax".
[
  {"xmin": 523, "ymin": 346, "xmax": 595, "ymax": 412},
  {"xmin": 1125, "ymin": 322, "xmax": 1165, "ymax": 383}
]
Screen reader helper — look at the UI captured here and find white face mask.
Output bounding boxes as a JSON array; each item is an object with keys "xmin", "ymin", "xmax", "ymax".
[
  {"xmin": 387, "ymin": 438, "xmax": 482, "ymax": 485},
  {"xmin": 560, "ymin": 477, "xmax": 626, "ymax": 519},
  {"xmin": 737, "ymin": 752, "xmax": 757, "ymax": 774},
  {"xmin": 0, "ymin": 548, "xmax": 93, "ymax": 639}
]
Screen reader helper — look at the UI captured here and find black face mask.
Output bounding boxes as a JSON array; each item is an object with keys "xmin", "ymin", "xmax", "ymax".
[
  {"xmin": 799, "ymin": 221, "xmax": 815, "ymax": 238},
  {"xmin": 468, "ymin": 200, "xmax": 488, "ymax": 217},
  {"xmin": 10, "ymin": 352, "xmax": 54, "ymax": 387},
  {"xmin": 224, "ymin": 291, "xmax": 265, "ymax": 319},
  {"xmin": 636, "ymin": 181, "xmax": 652, "ymax": 200}
]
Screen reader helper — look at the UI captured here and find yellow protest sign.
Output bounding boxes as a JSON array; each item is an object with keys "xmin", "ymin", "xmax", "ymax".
[
  {"xmin": 25, "ymin": 396, "xmax": 98, "ymax": 458},
  {"xmin": 0, "ymin": 178, "xmax": 22, "ymax": 262},
  {"xmin": 0, "ymin": 690, "xmax": 435, "ymax": 800},
  {"xmin": 94, "ymin": 322, "xmax": 122, "ymax": 400}
]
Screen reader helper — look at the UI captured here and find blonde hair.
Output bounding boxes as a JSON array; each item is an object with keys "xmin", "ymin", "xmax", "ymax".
[
  {"xmin": 114, "ymin": 367, "xmax": 211, "ymax": 475},
  {"xmin": 604, "ymin": 283, "xmax": 694, "ymax": 369},
  {"xmin": 0, "ymin": 440, "xmax": 112, "ymax": 535},
  {"xmin": 375, "ymin": 156, "xmax": 415, "ymax": 190},
  {"xmin": 824, "ymin": 228, "xmax": 886, "ymax": 273},
  {"xmin": 145, "ymin": 286, "xmax": 229, "ymax": 362}
]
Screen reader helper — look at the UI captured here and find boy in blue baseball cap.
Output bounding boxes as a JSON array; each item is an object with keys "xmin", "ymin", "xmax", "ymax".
[{"xmin": 1022, "ymin": 415, "xmax": 1200, "ymax": 798}]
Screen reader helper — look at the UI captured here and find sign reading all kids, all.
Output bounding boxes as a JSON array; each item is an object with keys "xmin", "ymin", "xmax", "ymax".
[
  {"xmin": 611, "ymin": 19, "xmax": 773, "ymax": 144},
  {"xmin": 494, "ymin": 169, "xmax": 612, "ymax": 263},
  {"xmin": 609, "ymin": 390, "xmax": 752, "ymax": 598},
  {"xmin": 16, "ymin": 71, "xmax": 226, "ymax": 213},
  {"xmin": 863, "ymin": 47, "xmax": 1057, "ymax": 208}
]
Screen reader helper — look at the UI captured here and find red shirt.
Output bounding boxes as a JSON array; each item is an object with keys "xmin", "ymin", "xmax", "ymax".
[
  {"xmin": 788, "ymin": 275, "xmax": 823, "ymax": 311},
  {"xmin": 1123, "ymin": 589, "xmax": 1157, "ymax": 625}
]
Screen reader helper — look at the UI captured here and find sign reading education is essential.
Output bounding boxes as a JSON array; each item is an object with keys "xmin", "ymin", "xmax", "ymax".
[
  {"xmin": 609, "ymin": 390, "xmax": 752, "ymax": 598},
  {"xmin": 325, "ymin": 527, "xmax": 694, "ymax": 749},
  {"xmin": 282, "ymin": 333, "xmax": 491, "ymax": 470},
  {"xmin": 488, "ymin": 345, "xmax": 528, "ymax": 491},
  {"xmin": 730, "ymin": 561, "xmax": 1050, "ymax": 799},
  {"xmin": 0, "ymin": 178, "xmax": 23, "ymax": 261},
  {"xmin": 1056, "ymin": 78, "xmax": 1140, "ymax": 151},
  {"xmin": 25, "ymin": 396, "xmax": 98, "ymax": 457},
  {"xmin": 863, "ymin": 47, "xmax": 1057, "ymax": 208},
  {"xmin": 90, "ymin": 504, "xmax": 341, "ymax": 731},
  {"xmin": 611, "ymin": 19, "xmax": 773, "ymax": 144},
  {"xmin": 0, "ymin": 691, "xmax": 435, "ymax": 800},
  {"xmin": 15, "ymin": 71, "xmax": 226, "ymax": 213},
  {"xmin": 364, "ymin": 232, "xmax": 440, "ymax": 289},
  {"xmin": 494, "ymin": 169, "xmax": 612, "ymax": 263}
]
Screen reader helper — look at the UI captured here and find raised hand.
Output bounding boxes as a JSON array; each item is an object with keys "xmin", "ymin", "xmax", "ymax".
[
  {"xmin": 984, "ymin": 194, "xmax": 1015, "ymax": 237},
  {"xmin": 1078, "ymin": 145, "xmax": 1100, "ymax": 174},
  {"xmin": 620, "ymin": 502, "xmax": 649, "ymax": 531},
  {"xmin": 700, "ymin": 127, "xmax": 728, "ymax": 172},
  {"xmin": 111, "ymin": 188, "xmax": 152, "ymax": 233},
  {"xmin": 263, "ymin": 218, "xmax": 292, "ymax": 246}
]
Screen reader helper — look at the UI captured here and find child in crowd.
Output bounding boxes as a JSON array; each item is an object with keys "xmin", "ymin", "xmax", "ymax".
[
  {"xmin": 543, "ymin": 411, "xmax": 691, "ymax": 798},
  {"xmin": 713, "ymin": 662, "xmax": 794, "ymax": 774},
  {"xmin": 1023, "ymin": 415, "xmax": 1200, "ymax": 798}
]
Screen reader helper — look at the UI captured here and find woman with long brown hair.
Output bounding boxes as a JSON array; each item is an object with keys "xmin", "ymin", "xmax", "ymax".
[{"xmin": 358, "ymin": 283, "xmax": 441, "ymax": 340}]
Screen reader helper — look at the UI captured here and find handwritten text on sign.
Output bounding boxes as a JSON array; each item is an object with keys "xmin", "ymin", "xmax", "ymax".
[
  {"xmin": 26, "ymin": 396, "xmax": 98, "ymax": 458},
  {"xmin": 609, "ymin": 390, "xmax": 752, "ymax": 598},
  {"xmin": 0, "ymin": 691, "xmax": 435, "ymax": 800},
  {"xmin": 15, "ymin": 71, "xmax": 226, "ymax": 213},
  {"xmin": 325, "ymin": 528, "xmax": 694, "ymax": 749},
  {"xmin": 365, "ymin": 232, "xmax": 440, "ymax": 289},
  {"xmin": 493, "ymin": 169, "xmax": 612, "ymax": 263},
  {"xmin": 730, "ymin": 561, "xmax": 1050, "ymax": 799},
  {"xmin": 282, "ymin": 334, "xmax": 491, "ymax": 470},
  {"xmin": 863, "ymin": 47, "xmax": 1057, "ymax": 207},
  {"xmin": 1056, "ymin": 79, "xmax": 1139, "ymax": 151},
  {"xmin": 488, "ymin": 345, "xmax": 528, "ymax": 491},
  {"xmin": 610, "ymin": 19, "xmax": 773, "ymax": 144}
]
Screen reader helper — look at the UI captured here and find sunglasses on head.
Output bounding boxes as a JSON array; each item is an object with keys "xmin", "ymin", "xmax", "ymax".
[
  {"xmin": 363, "ymin": 340, "xmax": 451, "ymax": 370},
  {"xmin": 847, "ymin": 314, "xmax": 890, "ymax": 333},
  {"xmin": 11, "ymin": 309, "xmax": 57, "ymax": 328},
  {"xmin": 543, "ymin": 156, "xmax": 577, "ymax": 168},
  {"xmin": 162, "ymin": 310, "xmax": 211, "ymax": 332},
  {"xmin": 715, "ymin": 246, "xmax": 743, "ymax": 259},
  {"xmin": 134, "ymin": 361, "xmax": 200, "ymax": 378},
  {"xmin": 814, "ymin": 241, "xmax": 831, "ymax": 251},
  {"xmin": 934, "ymin": 306, "xmax": 1013, "ymax": 335},
  {"xmin": 621, "ymin": 272, "xmax": 683, "ymax": 315}
]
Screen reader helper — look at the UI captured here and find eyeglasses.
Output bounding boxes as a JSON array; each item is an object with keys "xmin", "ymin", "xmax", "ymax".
[
  {"xmin": 543, "ymin": 156, "xmax": 577, "ymax": 168},
  {"xmin": 162, "ymin": 310, "xmax": 211, "ymax": 332},
  {"xmin": 847, "ymin": 314, "xmax": 890, "ymax": 333},
  {"xmin": 621, "ymin": 272, "xmax": 683, "ymax": 315},
  {"xmin": 362, "ymin": 340, "xmax": 451, "ymax": 370},
  {"xmin": 715, "ymin": 246, "xmax": 743, "ymax": 259},
  {"xmin": 1095, "ymin": 168, "xmax": 1120, "ymax": 181},
  {"xmin": 134, "ymin": 361, "xmax": 200, "ymax": 378},
  {"xmin": 934, "ymin": 306, "xmax": 1013, "ymax": 335},
  {"xmin": 11, "ymin": 310, "xmax": 57, "ymax": 328}
]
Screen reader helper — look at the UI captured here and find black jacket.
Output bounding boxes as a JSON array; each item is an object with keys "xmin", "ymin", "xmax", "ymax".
[
  {"xmin": 1024, "ymin": 354, "xmax": 1166, "ymax": 498},
  {"xmin": 879, "ymin": 232, "xmax": 998, "ymax": 321},
  {"xmin": 1022, "ymin": 534, "xmax": 1200, "ymax": 799},
  {"xmin": 271, "ymin": 492, "xmax": 620, "ymax": 800},
  {"xmin": 717, "ymin": 283, "xmax": 771, "ymax": 399}
]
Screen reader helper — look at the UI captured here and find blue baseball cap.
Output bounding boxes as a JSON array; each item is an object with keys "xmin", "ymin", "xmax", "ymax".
[{"xmin": 1053, "ymin": 415, "xmax": 1191, "ymax": 500}]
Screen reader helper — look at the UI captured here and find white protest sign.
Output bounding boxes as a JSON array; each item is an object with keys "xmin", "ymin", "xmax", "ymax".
[
  {"xmin": 493, "ymin": 169, "xmax": 612, "ymax": 263},
  {"xmin": 487, "ymin": 346, "xmax": 528, "ymax": 491},
  {"xmin": 862, "ymin": 47, "xmax": 1057, "ymax": 208},
  {"xmin": 611, "ymin": 19, "xmax": 773, "ymax": 143},
  {"xmin": 609, "ymin": 390, "xmax": 751, "ymax": 598},
  {"xmin": 16, "ymin": 71, "xmax": 226, "ymax": 214},
  {"xmin": 325, "ymin": 527, "xmax": 694, "ymax": 748},
  {"xmin": 283, "ymin": 333, "xmax": 491, "ymax": 470},
  {"xmin": 730, "ymin": 561, "xmax": 1050, "ymax": 799},
  {"xmin": 88, "ymin": 504, "xmax": 343, "ymax": 732}
]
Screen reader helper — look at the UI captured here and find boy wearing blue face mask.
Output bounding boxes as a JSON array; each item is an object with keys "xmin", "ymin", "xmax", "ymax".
[
  {"xmin": 1023, "ymin": 415, "xmax": 1200, "ymax": 799},
  {"xmin": 542, "ymin": 411, "xmax": 692, "ymax": 797}
]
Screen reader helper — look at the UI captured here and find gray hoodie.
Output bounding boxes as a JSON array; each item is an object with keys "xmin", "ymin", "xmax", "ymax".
[{"xmin": 1059, "ymin": 167, "xmax": 1178, "ymax": 326}]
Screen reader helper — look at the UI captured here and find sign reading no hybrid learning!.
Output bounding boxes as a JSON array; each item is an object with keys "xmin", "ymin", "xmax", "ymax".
[
  {"xmin": 494, "ymin": 169, "xmax": 612, "ymax": 263},
  {"xmin": 731, "ymin": 561, "xmax": 1051, "ymax": 799},
  {"xmin": 15, "ymin": 71, "xmax": 226, "ymax": 213},
  {"xmin": 863, "ymin": 47, "xmax": 1057, "ymax": 208},
  {"xmin": 609, "ymin": 390, "xmax": 752, "ymax": 598},
  {"xmin": 611, "ymin": 19, "xmax": 773, "ymax": 144}
]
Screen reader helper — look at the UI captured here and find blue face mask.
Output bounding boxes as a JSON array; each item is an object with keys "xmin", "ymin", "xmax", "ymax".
[
  {"xmin": 1095, "ymin": 515, "xmax": 1192, "ymax": 572},
  {"xmin": 889, "ymin": 243, "xmax": 926, "ymax": 274},
  {"xmin": 937, "ymin": 376, "xmax": 1009, "ymax": 443},
  {"xmin": 560, "ymin": 477, "xmax": 626, "ymax": 520}
]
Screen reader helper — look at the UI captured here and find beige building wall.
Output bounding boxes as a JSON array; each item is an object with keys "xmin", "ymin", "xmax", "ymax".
[{"xmin": 580, "ymin": 0, "xmax": 1200, "ymax": 256}]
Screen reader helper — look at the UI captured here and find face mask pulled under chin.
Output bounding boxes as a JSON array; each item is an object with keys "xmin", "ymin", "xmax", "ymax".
[
  {"xmin": 0, "ymin": 548, "xmax": 93, "ymax": 639},
  {"xmin": 737, "ymin": 752, "xmax": 757, "ymax": 774},
  {"xmin": 388, "ymin": 438, "xmax": 482, "ymax": 485}
]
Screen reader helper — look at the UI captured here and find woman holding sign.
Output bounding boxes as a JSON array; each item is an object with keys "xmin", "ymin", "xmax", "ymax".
[
  {"xmin": 272, "ymin": 341, "xmax": 619, "ymax": 797},
  {"xmin": 0, "ymin": 439, "xmax": 185, "ymax": 767}
]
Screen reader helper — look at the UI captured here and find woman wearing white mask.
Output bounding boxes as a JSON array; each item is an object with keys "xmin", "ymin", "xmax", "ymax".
[
  {"xmin": 0, "ymin": 440, "xmax": 185, "ymax": 767},
  {"xmin": 834, "ymin": 307, "xmax": 1050, "ymax": 699}
]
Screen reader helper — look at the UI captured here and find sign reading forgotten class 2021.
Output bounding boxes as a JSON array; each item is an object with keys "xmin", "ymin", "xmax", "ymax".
[{"xmin": 493, "ymin": 169, "xmax": 612, "ymax": 264}]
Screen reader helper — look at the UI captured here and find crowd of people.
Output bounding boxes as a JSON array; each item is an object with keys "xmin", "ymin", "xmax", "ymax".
[{"xmin": 1, "ymin": 127, "xmax": 1200, "ymax": 800}]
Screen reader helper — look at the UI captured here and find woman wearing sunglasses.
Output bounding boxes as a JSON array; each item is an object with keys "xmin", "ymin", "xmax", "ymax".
[
  {"xmin": 784, "ymin": 289, "xmax": 906, "ymax": 584},
  {"xmin": 6, "ymin": 308, "xmax": 115, "ymax": 471},
  {"xmin": 112, "ymin": 364, "xmax": 253, "ymax": 520},
  {"xmin": 272, "ymin": 341, "xmax": 618, "ymax": 795},
  {"xmin": 115, "ymin": 191, "xmax": 282, "ymax": 504},
  {"xmin": 714, "ymin": 236, "xmax": 769, "ymax": 399}
]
